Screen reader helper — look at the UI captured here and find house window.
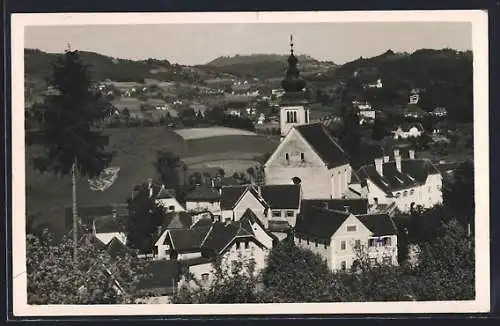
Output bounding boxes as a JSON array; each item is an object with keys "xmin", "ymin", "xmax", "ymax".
[
  {"xmin": 300, "ymin": 153, "xmax": 305, "ymax": 161},
  {"xmin": 272, "ymin": 210, "xmax": 281, "ymax": 217},
  {"xmin": 286, "ymin": 211, "xmax": 294, "ymax": 217},
  {"xmin": 354, "ymin": 239, "xmax": 361, "ymax": 248},
  {"xmin": 307, "ymin": 239, "xmax": 309, "ymax": 245},
  {"xmin": 347, "ymin": 225, "xmax": 357, "ymax": 232},
  {"xmin": 410, "ymin": 189, "xmax": 415, "ymax": 196},
  {"xmin": 368, "ymin": 239, "xmax": 375, "ymax": 247},
  {"xmin": 383, "ymin": 257, "xmax": 392, "ymax": 265},
  {"xmin": 373, "ymin": 197, "xmax": 378, "ymax": 205},
  {"xmin": 305, "ymin": 111, "xmax": 309, "ymax": 123},
  {"xmin": 245, "ymin": 241, "xmax": 249, "ymax": 249},
  {"xmin": 315, "ymin": 242, "xmax": 318, "ymax": 248},
  {"xmin": 324, "ymin": 242, "xmax": 328, "ymax": 249},
  {"xmin": 341, "ymin": 241, "xmax": 346, "ymax": 250},
  {"xmin": 285, "ymin": 153, "xmax": 289, "ymax": 161},
  {"xmin": 168, "ymin": 205, "xmax": 175, "ymax": 211},
  {"xmin": 236, "ymin": 242, "xmax": 241, "ymax": 250},
  {"xmin": 341, "ymin": 261, "xmax": 347, "ymax": 271},
  {"xmin": 201, "ymin": 273, "xmax": 209, "ymax": 282},
  {"xmin": 292, "ymin": 111, "xmax": 297, "ymax": 123},
  {"xmin": 403, "ymin": 191, "xmax": 408, "ymax": 197},
  {"xmin": 383, "ymin": 237, "xmax": 392, "ymax": 246},
  {"xmin": 395, "ymin": 192, "xmax": 401, "ymax": 198}
]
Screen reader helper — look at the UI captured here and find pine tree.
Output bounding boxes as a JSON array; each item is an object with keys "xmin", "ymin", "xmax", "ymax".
[{"xmin": 30, "ymin": 49, "xmax": 114, "ymax": 266}]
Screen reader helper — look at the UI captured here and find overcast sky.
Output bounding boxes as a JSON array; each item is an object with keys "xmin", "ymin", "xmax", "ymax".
[{"xmin": 25, "ymin": 22, "xmax": 472, "ymax": 65}]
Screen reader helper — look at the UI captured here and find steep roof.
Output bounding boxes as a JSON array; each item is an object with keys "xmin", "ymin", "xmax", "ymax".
[
  {"xmin": 185, "ymin": 185, "xmax": 221, "ymax": 201},
  {"xmin": 260, "ymin": 184, "xmax": 301, "ymax": 209},
  {"xmin": 357, "ymin": 158, "xmax": 440, "ymax": 195},
  {"xmin": 156, "ymin": 187, "xmax": 177, "ymax": 200},
  {"xmin": 160, "ymin": 211, "xmax": 193, "ymax": 230},
  {"xmin": 294, "ymin": 123, "xmax": 350, "ymax": 168},
  {"xmin": 295, "ymin": 206, "xmax": 351, "ymax": 242},
  {"xmin": 300, "ymin": 199, "xmax": 368, "ymax": 215},
  {"xmin": 190, "ymin": 216, "xmax": 215, "ymax": 229},
  {"xmin": 201, "ymin": 222, "xmax": 254, "ymax": 254},
  {"xmin": 356, "ymin": 214, "xmax": 398, "ymax": 236},
  {"xmin": 106, "ymin": 237, "xmax": 131, "ymax": 258},
  {"xmin": 220, "ymin": 185, "xmax": 268, "ymax": 210},
  {"xmin": 166, "ymin": 227, "xmax": 212, "ymax": 251}
]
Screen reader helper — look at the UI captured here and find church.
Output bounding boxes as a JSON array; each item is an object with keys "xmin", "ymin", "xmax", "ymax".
[{"xmin": 264, "ymin": 36, "xmax": 361, "ymax": 200}]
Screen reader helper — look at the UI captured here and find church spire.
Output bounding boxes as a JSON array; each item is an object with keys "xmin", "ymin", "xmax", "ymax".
[{"xmin": 281, "ymin": 34, "xmax": 305, "ymax": 93}]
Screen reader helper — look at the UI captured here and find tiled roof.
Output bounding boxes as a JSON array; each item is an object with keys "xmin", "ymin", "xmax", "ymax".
[
  {"xmin": 190, "ymin": 216, "xmax": 215, "ymax": 229},
  {"xmin": 166, "ymin": 227, "xmax": 212, "ymax": 251},
  {"xmin": 156, "ymin": 188, "xmax": 177, "ymax": 200},
  {"xmin": 356, "ymin": 214, "xmax": 398, "ymax": 236},
  {"xmin": 220, "ymin": 186, "xmax": 247, "ymax": 210},
  {"xmin": 260, "ymin": 184, "xmax": 301, "ymax": 209},
  {"xmin": 201, "ymin": 222, "xmax": 253, "ymax": 254},
  {"xmin": 161, "ymin": 211, "xmax": 193, "ymax": 230},
  {"xmin": 135, "ymin": 260, "xmax": 181, "ymax": 291},
  {"xmin": 357, "ymin": 159, "xmax": 440, "ymax": 195},
  {"xmin": 300, "ymin": 199, "xmax": 368, "ymax": 215},
  {"xmin": 239, "ymin": 208, "xmax": 279, "ymax": 245},
  {"xmin": 295, "ymin": 123, "xmax": 350, "ymax": 168},
  {"xmin": 295, "ymin": 206, "xmax": 351, "ymax": 242},
  {"xmin": 94, "ymin": 215, "xmax": 126, "ymax": 233},
  {"xmin": 185, "ymin": 185, "xmax": 221, "ymax": 201},
  {"xmin": 220, "ymin": 185, "xmax": 269, "ymax": 210},
  {"xmin": 106, "ymin": 237, "xmax": 131, "ymax": 258}
]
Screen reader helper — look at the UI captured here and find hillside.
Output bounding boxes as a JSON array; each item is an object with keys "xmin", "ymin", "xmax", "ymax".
[
  {"xmin": 201, "ymin": 53, "xmax": 337, "ymax": 80},
  {"xmin": 24, "ymin": 48, "xmax": 213, "ymax": 84},
  {"xmin": 332, "ymin": 48, "xmax": 473, "ymax": 122}
]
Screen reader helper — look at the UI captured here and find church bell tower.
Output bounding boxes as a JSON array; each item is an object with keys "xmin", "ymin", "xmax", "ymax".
[{"xmin": 279, "ymin": 34, "xmax": 310, "ymax": 141}]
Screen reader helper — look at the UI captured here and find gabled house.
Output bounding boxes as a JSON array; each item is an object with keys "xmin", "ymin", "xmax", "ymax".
[
  {"xmin": 92, "ymin": 215, "xmax": 127, "ymax": 246},
  {"xmin": 294, "ymin": 205, "xmax": 398, "ymax": 272},
  {"xmin": 185, "ymin": 185, "xmax": 222, "ymax": 214},
  {"xmin": 259, "ymin": 184, "xmax": 302, "ymax": 229},
  {"xmin": 356, "ymin": 149, "xmax": 443, "ymax": 213},
  {"xmin": 393, "ymin": 123, "xmax": 424, "ymax": 139},
  {"xmin": 154, "ymin": 186, "xmax": 185, "ymax": 213},
  {"xmin": 220, "ymin": 185, "xmax": 270, "ymax": 227},
  {"xmin": 264, "ymin": 123, "xmax": 353, "ymax": 200},
  {"xmin": 153, "ymin": 209, "xmax": 275, "ymax": 284}
]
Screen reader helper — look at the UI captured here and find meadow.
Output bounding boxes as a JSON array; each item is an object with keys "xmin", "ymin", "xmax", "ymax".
[
  {"xmin": 26, "ymin": 126, "xmax": 277, "ymax": 235},
  {"xmin": 174, "ymin": 127, "xmax": 257, "ymax": 140}
]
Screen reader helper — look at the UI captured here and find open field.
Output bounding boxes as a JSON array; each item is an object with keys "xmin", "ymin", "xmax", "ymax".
[
  {"xmin": 26, "ymin": 126, "xmax": 277, "ymax": 236},
  {"xmin": 175, "ymin": 127, "xmax": 257, "ymax": 140}
]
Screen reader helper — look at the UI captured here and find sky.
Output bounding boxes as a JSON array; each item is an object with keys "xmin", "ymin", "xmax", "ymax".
[{"xmin": 24, "ymin": 22, "xmax": 472, "ymax": 65}]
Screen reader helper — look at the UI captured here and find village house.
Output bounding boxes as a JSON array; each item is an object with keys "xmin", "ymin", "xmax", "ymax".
[
  {"xmin": 155, "ymin": 186, "xmax": 185, "ymax": 213},
  {"xmin": 431, "ymin": 107, "xmax": 448, "ymax": 117},
  {"xmin": 392, "ymin": 123, "xmax": 424, "ymax": 139},
  {"xmin": 92, "ymin": 214, "xmax": 127, "ymax": 247},
  {"xmin": 153, "ymin": 209, "xmax": 275, "ymax": 285},
  {"xmin": 264, "ymin": 123, "xmax": 354, "ymax": 200},
  {"xmin": 220, "ymin": 185, "xmax": 270, "ymax": 227},
  {"xmin": 260, "ymin": 184, "xmax": 302, "ymax": 227},
  {"xmin": 294, "ymin": 204, "xmax": 398, "ymax": 272},
  {"xmin": 356, "ymin": 149, "xmax": 443, "ymax": 213},
  {"xmin": 184, "ymin": 185, "xmax": 222, "ymax": 214}
]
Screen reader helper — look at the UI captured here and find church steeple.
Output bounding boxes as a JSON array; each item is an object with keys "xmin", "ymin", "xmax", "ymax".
[{"xmin": 281, "ymin": 34, "xmax": 306, "ymax": 93}]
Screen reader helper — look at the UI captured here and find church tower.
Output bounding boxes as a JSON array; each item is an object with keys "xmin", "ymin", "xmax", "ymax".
[{"xmin": 279, "ymin": 35, "xmax": 310, "ymax": 141}]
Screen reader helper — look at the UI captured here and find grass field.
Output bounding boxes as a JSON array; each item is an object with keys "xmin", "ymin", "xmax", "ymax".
[
  {"xmin": 175, "ymin": 127, "xmax": 257, "ymax": 140},
  {"xmin": 26, "ymin": 126, "xmax": 277, "ymax": 236}
]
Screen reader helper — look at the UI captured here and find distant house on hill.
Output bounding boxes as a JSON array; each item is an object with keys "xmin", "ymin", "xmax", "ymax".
[
  {"xmin": 185, "ymin": 185, "xmax": 222, "ymax": 214},
  {"xmin": 294, "ymin": 204, "xmax": 398, "ymax": 272},
  {"xmin": 431, "ymin": 107, "xmax": 448, "ymax": 117},
  {"xmin": 392, "ymin": 123, "xmax": 424, "ymax": 139},
  {"xmin": 155, "ymin": 186, "xmax": 185, "ymax": 213},
  {"xmin": 403, "ymin": 104, "xmax": 427, "ymax": 119}
]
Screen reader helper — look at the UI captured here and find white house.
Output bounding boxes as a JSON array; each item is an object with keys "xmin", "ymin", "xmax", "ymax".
[
  {"xmin": 264, "ymin": 123, "xmax": 354, "ymax": 200},
  {"xmin": 220, "ymin": 185, "xmax": 270, "ymax": 227},
  {"xmin": 259, "ymin": 184, "xmax": 302, "ymax": 229},
  {"xmin": 356, "ymin": 149, "xmax": 443, "ymax": 213},
  {"xmin": 409, "ymin": 93, "xmax": 420, "ymax": 104},
  {"xmin": 154, "ymin": 188, "xmax": 185, "ymax": 213},
  {"xmin": 184, "ymin": 185, "xmax": 221, "ymax": 214},
  {"xmin": 393, "ymin": 123, "xmax": 424, "ymax": 139},
  {"xmin": 294, "ymin": 204, "xmax": 398, "ymax": 271}
]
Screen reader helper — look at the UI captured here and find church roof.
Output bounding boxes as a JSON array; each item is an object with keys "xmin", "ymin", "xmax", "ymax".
[{"xmin": 295, "ymin": 123, "xmax": 350, "ymax": 168}]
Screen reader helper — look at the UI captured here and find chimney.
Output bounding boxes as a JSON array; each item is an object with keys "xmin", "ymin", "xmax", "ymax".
[
  {"xmin": 395, "ymin": 154, "xmax": 402, "ymax": 172},
  {"xmin": 374, "ymin": 157, "xmax": 383, "ymax": 176},
  {"xmin": 383, "ymin": 155, "xmax": 390, "ymax": 163},
  {"xmin": 409, "ymin": 149, "xmax": 415, "ymax": 160}
]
